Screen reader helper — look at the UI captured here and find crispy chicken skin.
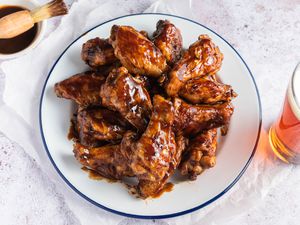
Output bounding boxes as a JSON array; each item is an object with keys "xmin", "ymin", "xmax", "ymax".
[
  {"xmin": 100, "ymin": 67, "xmax": 153, "ymax": 131},
  {"xmin": 179, "ymin": 129, "xmax": 217, "ymax": 180},
  {"xmin": 73, "ymin": 142, "xmax": 133, "ymax": 180},
  {"xmin": 152, "ymin": 20, "xmax": 183, "ymax": 65},
  {"xmin": 166, "ymin": 35, "xmax": 223, "ymax": 96},
  {"xmin": 173, "ymin": 97, "xmax": 234, "ymax": 136},
  {"xmin": 76, "ymin": 107, "xmax": 130, "ymax": 147},
  {"xmin": 54, "ymin": 71, "xmax": 106, "ymax": 106},
  {"xmin": 81, "ymin": 38, "xmax": 118, "ymax": 69},
  {"xmin": 179, "ymin": 77, "xmax": 237, "ymax": 104},
  {"xmin": 130, "ymin": 95, "xmax": 178, "ymax": 198},
  {"xmin": 109, "ymin": 25, "xmax": 168, "ymax": 77}
]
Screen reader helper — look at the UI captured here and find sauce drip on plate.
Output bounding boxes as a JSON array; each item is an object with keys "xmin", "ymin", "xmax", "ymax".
[
  {"xmin": 152, "ymin": 182, "xmax": 174, "ymax": 198},
  {"xmin": 81, "ymin": 167, "xmax": 117, "ymax": 183}
]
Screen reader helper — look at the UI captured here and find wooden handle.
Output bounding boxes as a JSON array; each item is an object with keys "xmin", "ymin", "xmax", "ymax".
[{"xmin": 0, "ymin": 10, "xmax": 34, "ymax": 39}]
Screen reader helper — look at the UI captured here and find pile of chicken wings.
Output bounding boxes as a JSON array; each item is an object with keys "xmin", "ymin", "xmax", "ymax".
[{"xmin": 54, "ymin": 20, "xmax": 237, "ymax": 199}]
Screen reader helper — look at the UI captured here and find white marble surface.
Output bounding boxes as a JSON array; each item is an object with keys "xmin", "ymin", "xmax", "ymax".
[{"xmin": 0, "ymin": 0, "xmax": 300, "ymax": 224}]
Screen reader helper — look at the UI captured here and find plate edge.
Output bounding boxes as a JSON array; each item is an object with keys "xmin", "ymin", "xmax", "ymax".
[{"xmin": 39, "ymin": 12, "xmax": 263, "ymax": 219}]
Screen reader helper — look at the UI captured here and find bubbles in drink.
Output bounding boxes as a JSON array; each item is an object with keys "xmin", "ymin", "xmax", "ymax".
[{"xmin": 269, "ymin": 63, "xmax": 300, "ymax": 164}]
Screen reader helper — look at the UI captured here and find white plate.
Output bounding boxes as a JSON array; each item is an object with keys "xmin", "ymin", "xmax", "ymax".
[{"xmin": 39, "ymin": 13, "xmax": 262, "ymax": 219}]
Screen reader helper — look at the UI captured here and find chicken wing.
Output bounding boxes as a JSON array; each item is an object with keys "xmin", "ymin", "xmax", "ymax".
[
  {"xmin": 152, "ymin": 20, "xmax": 183, "ymax": 65},
  {"xmin": 179, "ymin": 128, "xmax": 217, "ymax": 180},
  {"xmin": 94, "ymin": 61, "xmax": 122, "ymax": 77},
  {"xmin": 100, "ymin": 67, "xmax": 152, "ymax": 131},
  {"xmin": 119, "ymin": 130, "xmax": 138, "ymax": 162},
  {"xmin": 55, "ymin": 21, "xmax": 237, "ymax": 198},
  {"xmin": 76, "ymin": 107, "xmax": 130, "ymax": 147},
  {"xmin": 73, "ymin": 142, "xmax": 133, "ymax": 180},
  {"xmin": 54, "ymin": 71, "xmax": 106, "ymax": 106},
  {"xmin": 173, "ymin": 97, "xmax": 234, "ymax": 136},
  {"xmin": 81, "ymin": 38, "xmax": 118, "ymax": 69},
  {"xmin": 129, "ymin": 95, "xmax": 178, "ymax": 198},
  {"xmin": 166, "ymin": 35, "xmax": 223, "ymax": 96},
  {"xmin": 179, "ymin": 77, "xmax": 237, "ymax": 104},
  {"xmin": 109, "ymin": 25, "xmax": 168, "ymax": 77}
]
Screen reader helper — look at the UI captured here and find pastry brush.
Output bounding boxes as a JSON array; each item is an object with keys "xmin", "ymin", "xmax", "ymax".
[{"xmin": 0, "ymin": 0, "xmax": 68, "ymax": 39}]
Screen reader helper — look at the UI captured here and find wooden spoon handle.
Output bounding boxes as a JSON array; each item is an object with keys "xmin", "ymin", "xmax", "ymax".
[{"xmin": 0, "ymin": 10, "xmax": 34, "ymax": 39}]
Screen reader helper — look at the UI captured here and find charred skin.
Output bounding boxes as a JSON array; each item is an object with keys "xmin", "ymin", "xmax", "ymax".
[
  {"xmin": 179, "ymin": 76, "xmax": 237, "ymax": 104},
  {"xmin": 73, "ymin": 142, "xmax": 133, "ymax": 180},
  {"xmin": 100, "ymin": 67, "xmax": 152, "ymax": 132},
  {"xmin": 173, "ymin": 97, "xmax": 234, "ymax": 137},
  {"xmin": 54, "ymin": 71, "xmax": 106, "ymax": 106},
  {"xmin": 81, "ymin": 38, "xmax": 118, "ymax": 69},
  {"xmin": 76, "ymin": 107, "xmax": 130, "ymax": 147},
  {"xmin": 152, "ymin": 20, "xmax": 183, "ymax": 65},
  {"xmin": 179, "ymin": 129, "xmax": 217, "ymax": 180}
]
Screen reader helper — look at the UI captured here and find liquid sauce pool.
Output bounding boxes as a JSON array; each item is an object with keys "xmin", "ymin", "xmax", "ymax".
[
  {"xmin": 82, "ymin": 166, "xmax": 174, "ymax": 198},
  {"xmin": 81, "ymin": 167, "xmax": 117, "ymax": 183},
  {"xmin": 0, "ymin": 5, "xmax": 38, "ymax": 54},
  {"xmin": 152, "ymin": 182, "xmax": 174, "ymax": 198}
]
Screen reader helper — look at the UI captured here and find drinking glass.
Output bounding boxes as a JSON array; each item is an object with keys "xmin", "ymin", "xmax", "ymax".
[{"xmin": 269, "ymin": 63, "xmax": 300, "ymax": 164}]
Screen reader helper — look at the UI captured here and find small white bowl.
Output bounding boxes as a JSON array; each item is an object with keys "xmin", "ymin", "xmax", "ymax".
[{"xmin": 0, "ymin": 0, "xmax": 47, "ymax": 59}]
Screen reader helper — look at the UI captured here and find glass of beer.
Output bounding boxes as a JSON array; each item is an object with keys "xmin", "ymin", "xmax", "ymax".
[{"xmin": 269, "ymin": 63, "xmax": 300, "ymax": 164}]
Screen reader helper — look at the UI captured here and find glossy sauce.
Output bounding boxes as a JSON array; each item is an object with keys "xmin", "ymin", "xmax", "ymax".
[
  {"xmin": 67, "ymin": 118, "xmax": 78, "ymax": 140},
  {"xmin": 152, "ymin": 182, "xmax": 174, "ymax": 198},
  {"xmin": 82, "ymin": 165, "xmax": 174, "ymax": 198},
  {"xmin": 81, "ymin": 167, "xmax": 116, "ymax": 183},
  {"xmin": 0, "ymin": 5, "xmax": 38, "ymax": 54}
]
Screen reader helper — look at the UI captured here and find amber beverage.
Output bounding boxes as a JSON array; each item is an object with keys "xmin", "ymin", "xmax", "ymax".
[{"xmin": 269, "ymin": 63, "xmax": 300, "ymax": 163}]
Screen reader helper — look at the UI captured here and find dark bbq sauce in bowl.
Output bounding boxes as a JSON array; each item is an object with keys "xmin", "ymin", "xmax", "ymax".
[{"xmin": 0, "ymin": 5, "xmax": 38, "ymax": 54}]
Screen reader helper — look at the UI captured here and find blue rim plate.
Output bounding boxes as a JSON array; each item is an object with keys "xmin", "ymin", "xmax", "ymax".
[{"xmin": 39, "ymin": 13, "xmax": 262, "ymax": 219}]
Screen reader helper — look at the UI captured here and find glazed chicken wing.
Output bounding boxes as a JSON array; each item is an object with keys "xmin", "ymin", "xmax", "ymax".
[
  {"xmin": 173, "ymin": 97, "xmax": 234, "ymax": 136},
  {"xmin": 152, "ymin": 20, "xmax": 183, "ymax": 65},
  {"xmin": 76, "ymin": 107, "xmax": 130, "ymax": 147},
  {"xmin": 100, "ymin": 67, "xmax": 152, "ymax": 131},
  {"xmin": 73, "ymin": 142, "xmax": 133, "ymax": 180},
  {"xmin": 174, "ymin": 134, "xmax": 189, "ymax": 166},
  {"xmin": 129, "ymin": 95, "xmax": 179, "ymax": 198},
  {"xmin": 166, "ymin": 35, "xmax": 223, "ymax": 96},
  {"xmin": 109, "ymin": 25, "xmax": 168, "ymax": 77},
  {"xmin": 81, "ymin": 38, "xmax": 118, "ymax": 69},
  {"xmin": 54, "ymin": 71, "xmax": 106, "ymax": 106},
  {"xmin": 55, "ymin": 20, "xmax": 238, "ymax": 198},
  {"xmin": 179, "ymin": 77, "xmax": 237, "ymax": 104},
  {"xmin": 179, "ymin": 128, "xmax": 217, "ymax": 180}
]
